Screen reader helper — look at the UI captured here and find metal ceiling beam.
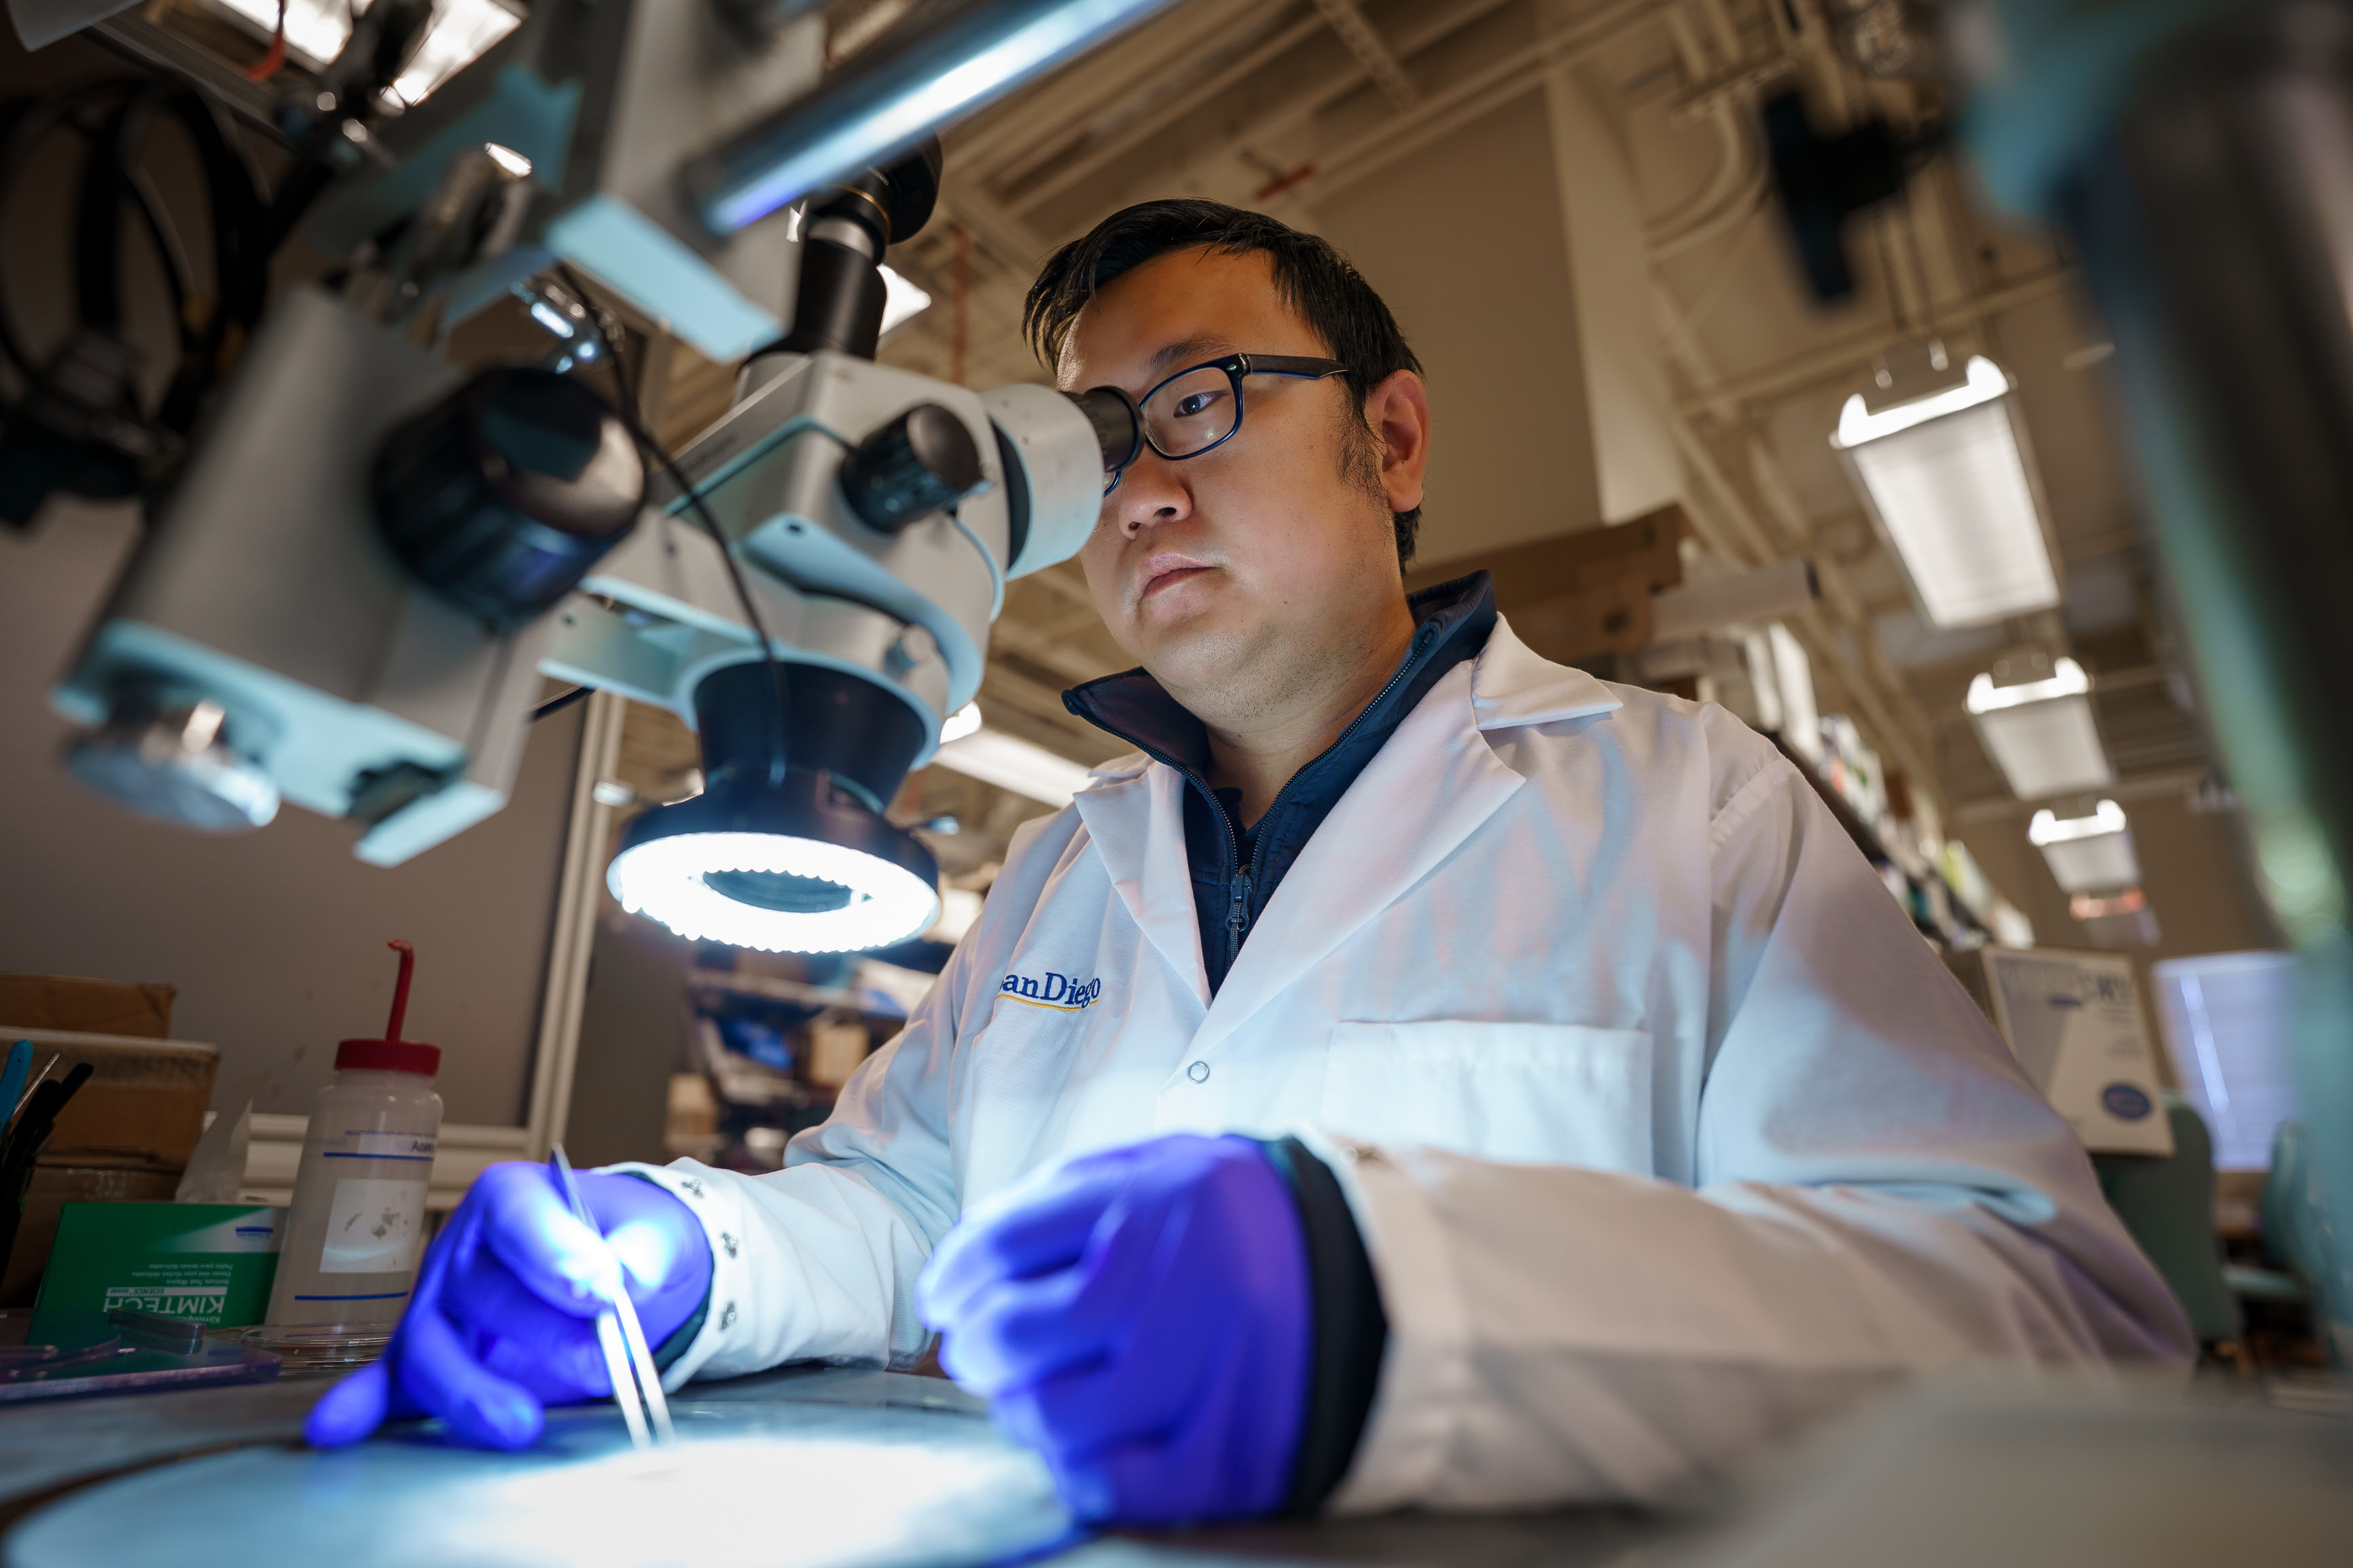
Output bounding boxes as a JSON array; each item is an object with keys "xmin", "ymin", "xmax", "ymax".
[
  {"xmin": 953, "ymin": 0, "xmax": 1310, "ymax": 183},
  {"xmin": 1950, "ymin": 767, "xmax": 2215, "ymax": 827},
  {"xmin": 1007, "ymin": 0, "xmax": 1532, "ymax": 218},
  {"xmin": 1311, "ymin": 0, "xmax": 1419, "ymax": 107},
  {"xmin": 1672, "ymin": 266, "xmax": 2078, "ymax": 418},
  {"xmin": 1312, "ymin": 0, "xmax": 1675, "ymax": 198},
  {"xmin": 985, "ymin": 13, "xmax": 1328, "ymax": 208}
]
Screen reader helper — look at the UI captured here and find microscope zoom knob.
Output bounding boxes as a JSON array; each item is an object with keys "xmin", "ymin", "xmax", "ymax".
[
  {"xmin": 371, "ymin": 369, "xmax": 645, "ymax": 625},
  {"xmin": 840, "ymin": 403, "xmax": 983, "ymax": 532}
]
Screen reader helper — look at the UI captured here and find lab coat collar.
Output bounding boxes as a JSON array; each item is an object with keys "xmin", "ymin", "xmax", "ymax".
[
  {"xmin": 1066, "ymin": 605, "xmax": 1622, "ymax": 1030},
  {"xmin": 1467, "ymin": 615, "xmax": 1623, "ymax": 731},
  {"xmin": 1071, "ymin": 763, "xmax": 1210, "ymax": 1009}
]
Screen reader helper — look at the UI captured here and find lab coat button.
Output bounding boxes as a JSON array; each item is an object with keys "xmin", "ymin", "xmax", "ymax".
[
  {"xmin": 1186, "ymin": 1061, "xmax": 1210, "ymax": 1082},
  {"xmin": 719, "ymin": 1302, "xmax": 738, "ymax": 1330},
  {"xmin": 721, "ymin": 1231, "xmax": 738, "ymax": 1258}
]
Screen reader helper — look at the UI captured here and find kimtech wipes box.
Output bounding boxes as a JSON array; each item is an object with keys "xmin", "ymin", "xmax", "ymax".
[
  {"xmin": 1945, "ymin": 947, "xmax": 2175, "ymax": 1156},
  {"xmin": 34, "ymin": 1203, "xmax": 285, "ymax": 1326}
]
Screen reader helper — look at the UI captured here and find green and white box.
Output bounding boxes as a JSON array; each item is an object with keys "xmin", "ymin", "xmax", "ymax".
[{"xmin": 35, "ymin": 1203, "xmax": 285, "ymax": 1326}]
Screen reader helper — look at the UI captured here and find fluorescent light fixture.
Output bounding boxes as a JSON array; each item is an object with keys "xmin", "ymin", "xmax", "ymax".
[
  {"xmin": 1832, "ymin": 355, "xmax": 2061, "ymax": 629},
  {"xmin": 2028, "ymin": 799, "xmax": 2140, "ymax": 893},
  {"xmin": 1965, "ymin": 657, "xmax": 2089, "ymax": 711},
  {"xmin": 207, "ymin": 0, "xmax": 520, "ymax": 104},
  {"xmin": 609, "ymin": 831, "xmax": 939, "ymax": 953},
  {"xmin": 939, "ymin": 701, "xmax": 984, "ymax": 744},
  {"xmin": 2070, "ymin": 887, "xmax": 2147, "ymax": 920},
  {"xmin": 2072, "ymin": 888, "xmax": 2161, "ymax": 949},
  {"xmin": 1966, "ymin": 657, "xmax": 2114, "ymax": 799},
  {"xmin": 933, "ymin": 727, "xmax": 1094, "ymax": 807},
  {"xmin": 879, "ymin": 266, "xmax": 933, "ymax": 335},
  {"xmin": 2029, "ymin": 797, "xmax": 2128, "ymax": 843}
]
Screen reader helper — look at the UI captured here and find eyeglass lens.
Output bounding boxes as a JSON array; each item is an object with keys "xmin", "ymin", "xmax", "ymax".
[{"xmin": 1140, "ymin": 365, "xmax": 1240, "ymax": 460}]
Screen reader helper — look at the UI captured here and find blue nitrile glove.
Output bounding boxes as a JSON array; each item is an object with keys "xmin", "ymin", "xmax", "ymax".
[
  {"xmin": 304, "ymin": 1163, "xmax": 712, "ymax": 1450},
  {"xmin": 916, "ymin": 1133, "xmax": 1312, "ymax": 1524}
]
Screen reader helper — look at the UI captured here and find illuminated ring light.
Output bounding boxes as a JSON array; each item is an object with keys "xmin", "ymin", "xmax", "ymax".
[{"xmin": 607, "ymin": 773, "xmax": 939, "ymax": 954}]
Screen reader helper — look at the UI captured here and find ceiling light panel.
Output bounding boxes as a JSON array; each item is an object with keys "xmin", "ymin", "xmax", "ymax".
[
  {"xmin": 1966, "ymin": 659, "xmax": 2114, "ymax": 799},
  {"xmin": 2029, "ymin": 801, "xmax": 2141, "ymax": 893},
  {"xmin": 1834, "ymin": 357, "xmax": 2062, "ymax": 630},
  {"xmin": 1974, "ymin": 696, "xmax": 2115, "ymax": 798}
]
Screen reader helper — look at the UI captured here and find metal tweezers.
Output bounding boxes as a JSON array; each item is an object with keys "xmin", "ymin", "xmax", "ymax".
[{"xmin": 548, "ymin": 1145, "xmax": 675, "ymax": 1449}]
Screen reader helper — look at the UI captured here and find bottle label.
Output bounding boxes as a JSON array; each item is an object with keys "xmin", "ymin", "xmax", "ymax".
[
  {"xmin": 325, "ymin": 1130, "xmax": 438, "ymax": 1162},
  {"xmin": 319, "ymin": 1176, "xmax": 430, "ymax": 1275}
]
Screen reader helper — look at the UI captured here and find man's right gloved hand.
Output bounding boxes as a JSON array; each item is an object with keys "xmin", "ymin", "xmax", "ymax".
[{"xmin": 303, "ymin": 1163, "xmax": 712, "ymax": 1451}]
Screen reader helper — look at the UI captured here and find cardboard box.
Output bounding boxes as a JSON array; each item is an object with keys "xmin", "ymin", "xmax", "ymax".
[
  {"xmin": 1405, "ymin": 505, "xmax": 1687, "ymax": 666},
  {"xmin": 1946, "ymin": 947, "xmax": 2175, "ymax": 1156},
  {"xmin": 0, "ymin": 1029, "xmax": 218, "ymax": 1170},
  {"xmin": 0, "ymin": 974, "xmax": 175, "ymax": 1038},
  {"xmin": 34, "ymin": 1203, "xmax": 284, "ymax": 1327}
]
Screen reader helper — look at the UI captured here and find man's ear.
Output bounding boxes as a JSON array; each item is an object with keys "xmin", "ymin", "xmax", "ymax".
[{"xmin": 1364, "ymin": 369, "xmax": 1431, "ymax": 516}]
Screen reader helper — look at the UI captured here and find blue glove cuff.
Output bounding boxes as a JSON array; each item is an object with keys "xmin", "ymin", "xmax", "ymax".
[
  {"xmin": 1260, "ymin": 1135, "xmax": 1387, "ymax": 1515},
  {"xmin": 617, "ymin": 1171, "xmax": 711, "ymax": 1372}
]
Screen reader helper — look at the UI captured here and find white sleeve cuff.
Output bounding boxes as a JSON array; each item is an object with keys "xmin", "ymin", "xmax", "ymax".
[
  {"xmin": 604, "ymin": 1158, "xmax": 755, "ymax": 1392},
  {"xmin": 1291, "ymin": 1137, "xmax": 1476, "ymax": 1516}
]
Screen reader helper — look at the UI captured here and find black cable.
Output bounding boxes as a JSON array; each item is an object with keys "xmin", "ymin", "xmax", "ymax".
[
  {"xmin": 122, "ymin": 165, "xmax": 195, "ymax": 331},
  {"xmin": 531, "ymin": 685, "xmax": 592, "ymax": 723},
  {"xmin": 0, "ymin": 16, "xmax": 431, "ymax": 444},
  {"xmin": 0, "ymin": 82, "xmax": 135, "ymax": 377},
  {"xmin": 0, "ymin": 78, "xmax": 268, "ymax": 436},
  {"xmin": 555, "ymin": 266, "xmax": 791, "ymax": 788}
]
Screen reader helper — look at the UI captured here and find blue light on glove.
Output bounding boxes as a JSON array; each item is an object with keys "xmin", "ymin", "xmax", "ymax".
[
  {"xmin": 304, "ymin": 1163, "xmax": 712, "ymax": 1451},
  {"xmin": 916, "ymin": 1133, "xmax": 1312, "ymax": 1525}
]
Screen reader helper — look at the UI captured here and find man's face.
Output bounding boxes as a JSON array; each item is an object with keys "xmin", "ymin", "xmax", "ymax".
[{"xmin": 1060, "ymin": 247, "xmax": 1420, "ymax": 713}]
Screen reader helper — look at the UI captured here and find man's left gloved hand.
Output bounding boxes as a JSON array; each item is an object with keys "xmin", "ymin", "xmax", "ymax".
[{"xmin": 916, "ymin": 1133, "xmax": 1310, "ymax": 1524}]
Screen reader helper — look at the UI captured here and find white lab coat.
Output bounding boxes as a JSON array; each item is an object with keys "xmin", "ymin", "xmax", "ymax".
[{"xmin": 620, "ymin": 616, "xmax": 2191, "ymax": 1511}]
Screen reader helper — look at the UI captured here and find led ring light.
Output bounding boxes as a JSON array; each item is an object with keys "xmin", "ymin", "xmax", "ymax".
[
  {"xmin": 609, "ymin": 660, "xmax": 941, "ymax": 953},
  {"xmin": 609, "ymin": 827, "xmax": 938, "ymax": 953}
]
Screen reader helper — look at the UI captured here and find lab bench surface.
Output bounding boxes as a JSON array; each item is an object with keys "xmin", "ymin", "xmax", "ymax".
[
  {"xmin": 6, "ymin": 1362, "xmax": 2350, "ymax": 1567},
  {"xmin": 0, "ymin": 1363, "xmax": 1683, "ymax": 1567}
]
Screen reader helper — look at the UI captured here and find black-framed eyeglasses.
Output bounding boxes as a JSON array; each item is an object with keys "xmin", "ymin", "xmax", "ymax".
[{"xmin": 1091, "ymin": 353, "xmax": 1350, "ymax": 496}]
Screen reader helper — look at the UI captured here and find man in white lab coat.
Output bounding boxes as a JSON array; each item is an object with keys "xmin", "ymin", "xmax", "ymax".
[{"xmin": 310, "ymin": 201, "xmax": 2190, "ymax": 1519}]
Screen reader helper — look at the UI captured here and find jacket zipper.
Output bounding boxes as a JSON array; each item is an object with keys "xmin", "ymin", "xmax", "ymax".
[{"xmin": 1202, "ymin": 618, "xmax": 1439, "ymax": 966}]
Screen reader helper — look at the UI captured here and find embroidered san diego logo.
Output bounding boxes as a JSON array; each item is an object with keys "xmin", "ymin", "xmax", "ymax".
[{"xmin": 998, "ymin": 970, "xmax": 1103, "ymax": 1010}]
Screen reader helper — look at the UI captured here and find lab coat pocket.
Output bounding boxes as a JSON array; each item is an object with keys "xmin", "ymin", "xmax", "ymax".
[{"xmin": 1321, "ymin": 1021, "xmax": 1654, "ymax": 1171}]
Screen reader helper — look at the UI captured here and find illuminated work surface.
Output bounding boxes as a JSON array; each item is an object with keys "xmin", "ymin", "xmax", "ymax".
[
  {"xmin": 0, "ymin": 1365, "xmax": 1668, "ymax": 1568},
  {"xmin": 6, "ymin": 1362, "xmax": 2346, "ymax": 1567}
]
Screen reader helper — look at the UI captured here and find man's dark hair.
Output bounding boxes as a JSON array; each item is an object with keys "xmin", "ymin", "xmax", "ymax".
[{"xmin": 1024, "ymin": 199, "xmax": 1424, "ymax": 568}]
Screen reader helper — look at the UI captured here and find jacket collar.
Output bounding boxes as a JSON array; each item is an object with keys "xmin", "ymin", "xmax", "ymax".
[
  {"xmin": 1060, "ymin": 575, "xmax": 1622, "ymax": 1019},
  {"xmin": 1467, "ymin": 614, "xmax": 1623, "ymax": 730},
  {"xmin": 1061, "ymin": 572, "xmax": 1501, "ymax": 776}
]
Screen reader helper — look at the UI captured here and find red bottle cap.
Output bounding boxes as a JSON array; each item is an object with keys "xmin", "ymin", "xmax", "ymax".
[
  {"xmin": 335, "ymin": 1038, "xmax": 442, "ymax": 1075},
  {"xmin": 336, "ymin": 940, "xmax": 441, "ymax": 1078}
]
